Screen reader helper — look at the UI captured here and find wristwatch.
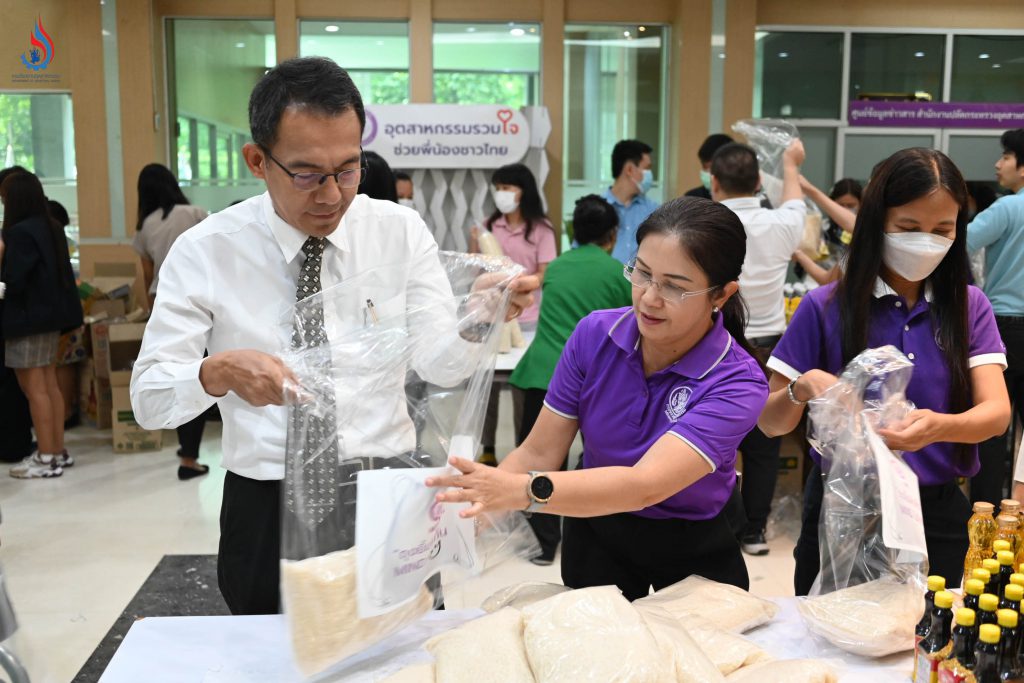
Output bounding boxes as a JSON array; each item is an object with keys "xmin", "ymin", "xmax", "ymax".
[
  {"xmin": 787, "ymin": 376, "xmax": 808, "ymax": 406},
  {"xmin": 525, "ymin": 471, "xmax": 554, "ymax": 513}
]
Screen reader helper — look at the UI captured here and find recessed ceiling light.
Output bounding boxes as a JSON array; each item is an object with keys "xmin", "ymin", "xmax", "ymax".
[
  {"xmin": 466, "ymin": 27, "xmax": 476, "ymax": 32},
  {"xmin": 993, "ymin": 63, "xmax": 1002, "ymax": 69},
  {"xmin": 324, "ymin": 25, "xmax": 339, "ymax": 33},
  {"xmin": 510, "ymin": 28, "xmax": 525, "ymax": 37},
  {"xmin": 914, "ymin": 51, "xmax": 925, "ymax": 58},
  {"xmin": 376, "ymin": 40, "xmax": 384, "ymax": 46},
  {"xmin": 235, "ymin": 42, "xmax": 245, "ymax": 48},
  {"xmin": 778, "ymin": 52, "xmax": 789, "ymax": 58},
  {"xmin": 718, "ymin": 53, "xmax": 726, "ymax": 59},
  {"xmin": 624, "ymin": 30, "xmax": 630, "ymax": 37},
  {"xmin": 529, "ymin": 27, "xmax": 536, "ymax": 33},
  {"xmin": 638, "ymin": 26, "xmax": 646, "ymax": 32},
  {"xmin": 979, "ymin": 53, "xmax": 990, "ymax": 59}
]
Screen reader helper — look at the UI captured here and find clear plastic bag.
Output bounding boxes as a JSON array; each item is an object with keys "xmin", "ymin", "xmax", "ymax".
[
  {"xmin": 798, "ymin": 345, "xmax": 928, "ymax": 657},
  {"xmin": 481, "ymin": 582, "xmax": 572, "ymax": 613},
  {"xmin": 277, "ymin": 252, "xmax": 540, "ymax": 678},
  {"xmin": 633, "ymin": 575, "xmax": 779, "ymax": 634},
  {"xmin": 732, "ymin": 118, "xmax": 799, "ymax": 208}
]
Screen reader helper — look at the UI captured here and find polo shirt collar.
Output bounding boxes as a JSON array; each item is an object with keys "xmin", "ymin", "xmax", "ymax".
[
  {"xmin": 607, "ymin": 309, "xmax": 733, "ymax": 379},
  {"xmin": 872, "ymin": 277, "xmax": 934, "ymax": 302},
  {"xmin": 719, "ymin": 196, "xmax": 762, "ymax": 210},
  {"xmin": 263, "ymin": 190, "xmax": 353, "ymax": 263}
]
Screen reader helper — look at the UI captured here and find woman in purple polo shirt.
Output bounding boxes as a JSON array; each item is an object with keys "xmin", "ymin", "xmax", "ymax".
[
  {"xmin": 429, "ymin": 197, "xmax": 769, "ymax": 598},
  {"xmin": 757, "ymin": 148, "xmax": 1011, "ymax": 595}
]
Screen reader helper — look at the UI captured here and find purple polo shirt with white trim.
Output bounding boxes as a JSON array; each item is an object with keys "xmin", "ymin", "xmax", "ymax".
[
  {"xmin": 544, "ymin": 307, "xmax": 769, "ymax": 520},
  {"xmin": 768, "ymin": 281, "xmax": 1007, "ymax": 486}
]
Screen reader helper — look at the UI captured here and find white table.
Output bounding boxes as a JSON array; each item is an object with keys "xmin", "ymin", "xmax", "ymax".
[
  {"xmin": 493, "ymin": 329, "xmax": 534, "ymax": 374},
  {"xmin": 99, "ymin": 598, "xmax": 913, "ymax": 682}
]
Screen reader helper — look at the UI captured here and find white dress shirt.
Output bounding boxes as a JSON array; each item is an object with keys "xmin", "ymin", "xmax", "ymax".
[
  {"xmin": 720, "ymin": 197, "xmax": 806, "ymax": 339},
  {"xmin": 131, "ymin": 192, "xmax": 483, "ymax": 480}
]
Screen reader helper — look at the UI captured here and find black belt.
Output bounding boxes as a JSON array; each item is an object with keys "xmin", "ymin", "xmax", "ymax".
[{"xmin": 748, "ymin": 335, "xmax": 782, "ymax": 348}]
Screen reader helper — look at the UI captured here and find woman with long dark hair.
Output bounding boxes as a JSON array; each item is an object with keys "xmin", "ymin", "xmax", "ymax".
[
  {"xmin": 430, "ymin": 197, "xmax": 768, "ymax": 597},
  {"xmin": 758, "ymin": 148, "xmax": 1011, "ymax": 594},
  {"xmin": 794, "ymin": 177, "xmax": 863, "ymax": 286},
  {"xmin": 132, "ymin": 163, "xmax": 210, "ymax": 479},
  {"xmin": 1, "ymin": 171, "xmax": 82, "ymax": 478}
]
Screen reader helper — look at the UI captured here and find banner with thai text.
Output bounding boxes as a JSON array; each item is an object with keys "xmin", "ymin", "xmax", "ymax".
[{"xmin": 848, "ymin": 101, "xmax": 1024, "ymax": 129}]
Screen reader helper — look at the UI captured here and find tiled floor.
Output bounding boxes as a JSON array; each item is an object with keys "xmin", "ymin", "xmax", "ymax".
[{"xmin": 0, "ymin": 388, "xmax": 797, "ymax": 682}]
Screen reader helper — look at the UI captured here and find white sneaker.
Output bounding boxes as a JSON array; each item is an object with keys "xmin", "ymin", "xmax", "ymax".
[
  {"xmin": 53, "ymin": 451, "xmax": 74, "ymax": 468},
  {"xmin": 9, "ymin": 453, "xmax": 63, "ymax": 479}
]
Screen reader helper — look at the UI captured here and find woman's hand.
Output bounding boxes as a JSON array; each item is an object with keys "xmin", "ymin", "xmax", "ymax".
[
  {"xmin": 876, "ymin": 409, "xmax": 947, "ymax": 453},
  {"xmin": 425, "ymin": 457, "xmax": 530, "ymax": 518},
  {"xmin": 793, "ymin": 369, "xmax": 839, "ymax": 403}
]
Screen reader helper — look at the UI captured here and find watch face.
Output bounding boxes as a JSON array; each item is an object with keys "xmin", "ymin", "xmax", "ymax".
[{"xmin": 530, "ymin": 474, "xmax": 554, "ymax": 501}]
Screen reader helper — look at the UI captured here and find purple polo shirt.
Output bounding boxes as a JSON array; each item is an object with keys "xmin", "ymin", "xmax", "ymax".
[
  {"xmin": 544, "ymin": 307, "xmax": 769, "ymax": 520},
  {"xmin": 768, "ymin": 281, "xmax": 1007, "ymax": 486}
]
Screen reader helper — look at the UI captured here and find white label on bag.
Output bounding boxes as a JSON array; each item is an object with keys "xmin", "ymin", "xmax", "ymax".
[
  {"xmin": 867, "ymin": 426, "xmax": 928, "ymax": 556},
  {"xmin": 355, "ymin": 466, "xmax": 478, "ymax": 618}
]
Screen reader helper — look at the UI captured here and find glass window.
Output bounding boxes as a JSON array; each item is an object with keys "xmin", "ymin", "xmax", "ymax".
[
  {"xmin": 754, "ymin": 32, "xmax": 843, "ymax": 119},
  {"xmin": 0, "ymin": 92, "xmax": 77, "ymax": 233},
  {"xmin": 842, "ymin": 132, "xmax": 937, "ymax": 182},
  {"xmin": 433, "ymin": 22, "xmax": 540, "ymax": 106},
  {"xmin": 947, "ymin": 134, "xmax": 1003, "ymax": 181},
  {"xmin": 951, "ymin": 35, "xmax": 1024, "ymax": 103},
  {"xmin": 563, "ymin": 24, "xmax": 668, "ymax": 208},
  {"xmin": 167, "ymin": 19, "xmax": 273, "ymax": 208},
  {"xmin": 849, "ymin": 34, "xmax": 945, "ymax": 103},
  {"xmin": 300, "ymin": 21, "xmax": 409, "ymax": 104},
  {"xmin": 799, "ymin": 127, "xmax": 837, "ymax": 191}
]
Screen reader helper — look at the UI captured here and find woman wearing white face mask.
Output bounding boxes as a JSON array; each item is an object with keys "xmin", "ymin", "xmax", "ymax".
[
  {"xmin": 469, "ymin": 163, "xmax": 556, "ymax": 465},
  {"xmin": 757, "ymin": 147, "xmax": 1011, "ymax": 595}
]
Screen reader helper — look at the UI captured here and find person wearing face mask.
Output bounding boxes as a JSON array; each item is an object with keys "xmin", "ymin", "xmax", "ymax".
[
  {"xmin": 428, "ymin": 197, "xmax": 769, "ymax": 597},
  {"xmin": 394, "ymin": 171, "xmax": 417, "ymax": 212},
  {"xmin": 758, "ymin": 147, "xmax": 1011, "ymax": 595},
  {"xmin": 684, "ymin": 134, "xmax": 734, "ymax": 200},
  {"xmin": 792, "ymin": 177, "xmax": 862, "ymax": 286},
  {"xmin": 602, "ymin": 139, "xmax": 659, "ymax": 264}
]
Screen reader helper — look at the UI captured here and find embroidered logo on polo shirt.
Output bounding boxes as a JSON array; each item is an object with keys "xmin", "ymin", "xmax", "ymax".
[{"xmin": 665, "ymin": 386, "xmax": 692, "ymax": 422}]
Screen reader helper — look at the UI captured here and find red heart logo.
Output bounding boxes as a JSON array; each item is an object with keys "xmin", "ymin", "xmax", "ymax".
[{"xmin": 497, "ymin": 109, "xmax": 513, "ymax": 123}]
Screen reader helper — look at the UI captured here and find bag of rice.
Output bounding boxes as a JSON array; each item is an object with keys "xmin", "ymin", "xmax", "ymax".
[
  {"xmin": 425, "ymin": 607, "xmax": 535, "ymax": 682},
  {"xmin": 379, "ymin": 662, "xmax": 436, "ymax": 682},
  {"xmin": 481, "ymin": 582, "xmax": 571, "ymax": 613},
  {"xmin": 638, "ymin": 606, "xmax": 725, "ymax": 683},
  {"xmin": 679, "ymin": 615, "xmax": 773, "ymax": 675},
  {"xmin": 725, "ymin": 659, "xmax": 837, "ymax": 682},
  {"xmin": 634, "ymin": 575, "xmax": 778, "ymax": 633}
]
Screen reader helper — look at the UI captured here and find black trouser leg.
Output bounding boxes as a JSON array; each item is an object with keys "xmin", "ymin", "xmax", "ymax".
[
  {"xmin": 517, "ymin": 388, "xmax": 567, "ymax": 559},
  {"xmin": 217, "ymin": 472, "xmax": 281, "ymax": 615},
  {"xmin": 794, "ymin": 465, "xmax": 824, "ymax": 596},
  {"xmin": 176, "ymin": 409, "xmax": 209, "ymax": 460},
  {"xmin": 739, "ymin": 425, "xmax": 781, "ymax": 534},
  {"xmin": 0, "ymin": 364, "xmax": 33, "ymax": 462}
]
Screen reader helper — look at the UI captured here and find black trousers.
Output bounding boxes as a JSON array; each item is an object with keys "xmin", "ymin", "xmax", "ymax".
[
  {"xmin": 517, "ymin": 388, "xmax": 568, "ymax": 559},
  {"xmin": 561, "ymin": 505, "xmax": 749, "ymax": 602},
  {"xmin": 218, "ymin": 471, "xmax": 281, "ymax": 615},
  {"xmin": 176, "ymin": 409, "xmax": 211, "ymax": 460},
  {"xmin": 739, "ymin": 337, "xmax": 781, "ymax": 534},
  {"xmin": 0, "ymin": 362, "xmax": 33, "ymax": 462},
  {"xmin": 971, "ymin": 315, "xmax": 1024, "ymax": 505},
  {"xmin": 794, "ymin": 464, "xmax": 971, "ymax": 596}
]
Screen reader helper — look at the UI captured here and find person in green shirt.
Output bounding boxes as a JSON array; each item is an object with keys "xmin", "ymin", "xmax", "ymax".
[{"xmin": 510, "ymin": 194, "xmax": 634, "ymax": 564}]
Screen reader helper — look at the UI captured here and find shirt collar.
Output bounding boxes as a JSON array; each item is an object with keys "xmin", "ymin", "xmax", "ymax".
[
  {"xmin": 719, "ymin": 196, "xmax": 762, "ymax": 210},
  {"xmin": 872, "ymin": 277, "xmax": 934, "ymax": 302},
  {"xmin": 608, "ymin": 309, "xmax": 734, "ymax": 379},
  {"xmin": 262, "ymin": 191, "xmax": 353, "ymax": 263}
]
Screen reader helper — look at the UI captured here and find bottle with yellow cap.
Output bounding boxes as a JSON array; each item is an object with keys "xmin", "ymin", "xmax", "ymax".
[
  {"xmin": 974, "ymin": 568, "xmax": 994, "ymax": 598},
  {"xmin": 939, "ymin": 608, "xmax": 977, "ymax": 683},
  {"xmin": 997, "ymin": 609, "xmax": 1024, "ymax": 680},
  {"xmin": 999, "ymin": 550, "xmax": 1018, "ymax": 597},
  {"xmin": 916, "ymin": 590, "xmax": 955, "ymax": 683},
  {"xmin": 966, "ymin": 503, "xmax": 999, "ymax": 585},
  {"xmin": 964, "ymin": 579, "xmax": 986, "ymax": 613},
  {"xmin": 979, "ymin": 594, "xmax": 1000, "ymax": 628},
  {"xmin": 983, "ymin": 559, "xmax": 1002, "ymax": 596},
  {"xmin": 973, "ymin": 623, "xmax": 1002, "ymax": 683},
  {"xmin": 996, "ymin": 514, "xmax": 1020, "ymax": 563},
  {"xmin": 1011, "ymin": 573, "xmax": 1024, "ymax": 590},
  {"xmin": 918, "ymin": 576, "xmax": 949, "ymax": 648},
  {"xmin": 996, "ymin": 540, "xmax": 1014, "ymax": 555},
  {"xmin": 1002, "ymin": 584, "xmax": 1024, "ymax": 613}
]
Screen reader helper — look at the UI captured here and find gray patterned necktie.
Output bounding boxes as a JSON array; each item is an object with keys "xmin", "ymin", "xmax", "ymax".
[{"xmin": 285, "ymin": 236, "xmax": 339, "ymax": 527}]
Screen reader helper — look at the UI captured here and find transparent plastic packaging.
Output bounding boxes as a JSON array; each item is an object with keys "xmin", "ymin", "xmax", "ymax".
[
  {"xmin": 277, "ymin": 252, "xmax": 540, "ymax": 678},
  {"xmin": 725, "ymin": 658, "xmax": 838, "ymax": 683},
  {"xmin": 732, "ymin": 118, "xmax": 799, "ymax": 208},
  {"xmin": 633, "ymin": 575, "xmax": 779, "ymax": 634},
  {"xmin": 424, "ymin": 607, "xmax": 534, "ymax": 682},
  {"xmin": 797, "ymin": 345, "xmax": 927, "ymax": 657},
  {"xmin": 481, "ymin": 582, "xmax": 572, "ymax": 613},
  {"xmin": 637, "ymin": 606, "xmax": 726, "ymax": 683}
]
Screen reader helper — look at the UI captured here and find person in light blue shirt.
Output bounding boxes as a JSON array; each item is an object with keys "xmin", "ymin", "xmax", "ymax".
[
  {"xmin": 967, "ymin": 128, "xmax": 1024, "ymax": 505},
  {"xmin": 602, "ymin": 139, "xmax": 660, "ymax": 264}
]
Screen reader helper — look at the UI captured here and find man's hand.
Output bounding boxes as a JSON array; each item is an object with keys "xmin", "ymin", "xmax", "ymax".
[
  {"xmin": 505, "ymin": 274, "xmax": 539, "ymax": 322},
  {"xmin": 784, "ymin": 139, "xmax": 806, "ymax": 167},
  {"xmin": 199, "ymin": 350, "xmax": 297, "ymax": 407}
]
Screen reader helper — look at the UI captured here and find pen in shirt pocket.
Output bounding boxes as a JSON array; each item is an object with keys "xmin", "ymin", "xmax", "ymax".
[{"xmin": 365, "ymin": 298, "xmax": 379, "ymax": 325}]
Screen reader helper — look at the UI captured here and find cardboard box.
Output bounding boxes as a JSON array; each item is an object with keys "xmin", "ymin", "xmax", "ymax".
[
  {"xmin": 89, "ymin": 262, "xmax": 138, "ymax": 303},
  {"xmin": 775, "ymin": 430, "xmax": 808, "ymax": 498},
  {"xmin": 80, "ymin": 371, "xmax": 112, "ymax": 430},
  {"xmin": 92, "ymin": 321, "xmax": 146, "ymax": 385},
  {"xmin": 111, "ymin": 385, "xmax": 163, "ymax": 452}
]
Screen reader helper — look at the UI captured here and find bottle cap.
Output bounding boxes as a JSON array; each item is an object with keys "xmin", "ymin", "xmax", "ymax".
[
  {"xmin": 984, "ymin": 559, "xmax": 1001, "ymax": 573},
  {"xmin": 998, "ymin": 609, "xmax": 1019, "ymax": 628},
  {"xmin": 980, "ymin": 623, "xmax": 1001, "ymax": 644},
  {"xmin": 998, "ymin": 514, "xmax": 1018, "ymax": 526},
  {"xmin": 956, "ymin": 608, "xmax": 977, "ymax": 627},
  {"xmin": 974, "ymin": 501, "xmax": 995, "ymax": 514},
  {"xmin": 998, "ymin": 550, "xmax": 1015, "ymax": 566},
  {"xmin": 1001, "ymin": 499, "xmax": 1021, "ymax": 512},
  {"xmin": 980, "ymin": 593, "xmax": 1000, "ymax": 611},
  {"xmin": 995, "ymin": 540, "xmax": 1013, "ymax": 553},
  {"xmin": 965, "ymin": 579, "xmax": 986, "ymax": 596},
  {"xmin": 973, "ymin": 568, "xmax": 992, "ymax": 584},
  {"xmin": 935, "ymin": 591, "xmax": 954, "ymax": 609},
  {"xmin": 1006, "ymin": 584, "xmax": 1024, "ymax": 602},
  {"xmin": 1011, "ymin": 573, "xmax": 1024, "ymax": 588},
  {"xmin": 927, "ymin": 575, "xmax": 946, "ymax": 592}
]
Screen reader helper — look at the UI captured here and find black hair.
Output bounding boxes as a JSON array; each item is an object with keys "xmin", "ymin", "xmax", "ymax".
[
  {"xmin": 966, "ymin": 182, "xmax": 998, "ymax": 215},
  {"xmin": 710, "ymin": 143, "xmax": 760, "ymax": 195},
  {"xmin": 0, "ymin": 165, "xmax": 29, "ymax": 202},
  {"xmin": 611, "ymin": 139, "xmax": 653, "ymax": 179},
  {"xmin": 136, "ymin": 163, "xmax": 189, "ymax": 232},
  {"xmin": 635, "ymin": 196, "xmax": 752, "ymax": 355},
  {"xmin": 698, "ymin": 134, "xmax": 735, "ymax": 164},
  {"xmin": 358, "ymin": 150, "xmax": 398, "ymax": 203},
  {"xmin": 394, "ymin": 171, "xmax": 411, "ymax": 182},
  {"xmin": 1001, "ymin": 128, "xmax": 1024, "ymax": 169},
  {"xmin": 248, "ymin": 56, "xmax": 365, "ymax": 150},
  {"xmin": 837, "ymin": 147, "xmax": 972, "ymax": 467},
  {"xmin": 829, "ymin": 178, "xmax": 863, "ymax": 203},
  {"xmin": 485, "ymin": 163, "xmax": 551, "ymax": 244},
  {"xmin": 1, "ymin": 171, "xmax": 67, "ymax": 287},
  {"xmin": 572, "ymin": 194, "xmax": 618, "ymax": 246},
  {"xmin": 48, "ymin": 199, "xmax": 69, "ymax": 227}
]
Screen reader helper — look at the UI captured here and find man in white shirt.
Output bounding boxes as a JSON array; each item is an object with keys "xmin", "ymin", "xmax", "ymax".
[
  {"xmin": 130, "ymin": 57, "xmax": 536, "ymax": 615},
  {"xmin": 711, "ymin": 140, "xmax": 805, "ymax": 556}
]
